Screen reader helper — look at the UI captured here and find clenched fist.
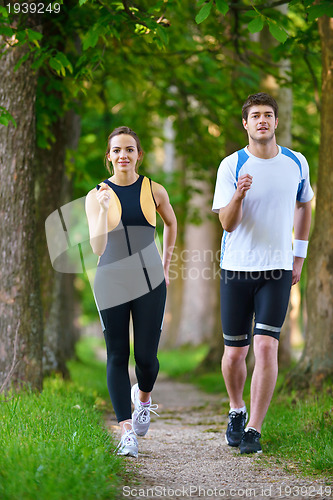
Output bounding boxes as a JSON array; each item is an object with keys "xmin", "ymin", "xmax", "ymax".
[
  {"xmin": 96, "ymin": 184, "xmax": 112, "ymax": 211},
  {"xmin": 236, "ymin": 174, "xmax": 253, "ymax": 200}
]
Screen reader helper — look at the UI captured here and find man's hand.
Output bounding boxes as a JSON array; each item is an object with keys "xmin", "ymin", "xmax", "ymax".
[
  {"xmin": 292, "ymin": 256, "xmax": 304, "ymax": 285},
  {"xmin": 219, "ymin": 174, "xmax": 253, "ymax": 232},
  {"xmin": 236, "ymin": 174, "xmax": 253, "ymax": 200}
]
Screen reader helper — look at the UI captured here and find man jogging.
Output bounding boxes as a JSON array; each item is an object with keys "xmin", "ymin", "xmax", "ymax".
[{"xmin": 212, "ymin": 93, "xmax": 313, "ymax": 454}]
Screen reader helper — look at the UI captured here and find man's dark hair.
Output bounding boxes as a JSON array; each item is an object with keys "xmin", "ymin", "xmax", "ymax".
[{"xmin": 242, "ymin": 93, "xmax": 279, "ymax": 121}]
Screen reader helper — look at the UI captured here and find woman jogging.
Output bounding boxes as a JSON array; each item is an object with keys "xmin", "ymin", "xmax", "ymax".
[{"xmin": 85, "ymin": 126, "xmax": 177, "ymax": 457}]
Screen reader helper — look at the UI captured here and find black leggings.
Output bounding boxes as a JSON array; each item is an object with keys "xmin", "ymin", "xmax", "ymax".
[{"xmin": 100, "ymin": 281, "xmax": 167, "ymax": 422}]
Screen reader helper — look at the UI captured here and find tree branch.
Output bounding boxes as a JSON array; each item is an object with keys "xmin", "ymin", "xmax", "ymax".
[
  {"xmin": 229, "ymin": 0, "xmax": 289, "ymax": 11},
  {"xmin": 121, "ymin": 0, "xmax": 149, "ymax": 29},
  {"xmin": 303, "ymin": 52, "xmax": 321, "ymax": 112}
]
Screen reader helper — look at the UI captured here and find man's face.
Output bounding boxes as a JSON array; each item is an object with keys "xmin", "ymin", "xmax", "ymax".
[{"xmin": 243, "ymin": 105, "xmax": 278, "ymax": 144}]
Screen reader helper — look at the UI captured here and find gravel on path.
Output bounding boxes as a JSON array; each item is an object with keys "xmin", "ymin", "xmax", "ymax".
[{"xmin": 105, "ymin": 373, "xmax": 332, "ymax": 500}]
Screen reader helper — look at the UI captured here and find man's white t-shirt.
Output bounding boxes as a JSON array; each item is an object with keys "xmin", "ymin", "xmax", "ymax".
[{"xmin": 212, "ymin": 146, "xmax": 314, "ymax": 271}]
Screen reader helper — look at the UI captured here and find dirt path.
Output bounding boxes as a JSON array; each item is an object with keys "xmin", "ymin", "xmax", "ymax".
[{"xmin": 104, "ymin": 372, "xmax": 332, "ymax": 500}]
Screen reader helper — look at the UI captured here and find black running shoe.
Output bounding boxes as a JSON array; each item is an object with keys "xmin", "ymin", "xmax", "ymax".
[
  {"xmin": 225, "ymin": 410, "xmax": 247, "ymax": 447},
  {"xmin": 240, "ymin": 428, "xmax": 262, "ymax": 454}
]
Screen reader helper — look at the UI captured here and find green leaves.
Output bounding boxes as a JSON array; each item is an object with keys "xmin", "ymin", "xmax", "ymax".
[
  {"xmin": 156, "ymin": 24, "xmax": 169, "ymax": 46},
  {"xmin": 82, "ymin": 28, "xmax": 100, "ymax": 50},
  {"xmin": 0, "ymin": 26, "xmax": 42, "ymax": 45},
  {"xmin": 247, "ymin": 14, "xmax": 288, "ymax": 43},
  {"xmin": 267, "ymin": 20, "xmax": 288, "ymax": 43},
  {"xmin": 195, "ymin": 1, "xmax": 289, "ymax": 43},
  {"xmin": 25, "ymin": 28, "xmax": 43, "ymax": 49},
  {"xmin": 0, "ymin": 25, "xmax": 14, "ymax": 37},
  {"xmin": 0, "ymin": 106, "xmax": 17, "ymax": 128},
  {"xmin": 26, "ymin": 28, "xmax": 43, "ymax": 43},
  {"xmin": 195, "ymin": 0, "xmax": 213, "ymax": 24},
  {"xmin": 307, "ymin": 1, "xmax": 333, "ymax": 22},
  {"xmin": 49, "ymin": 52, "xmax": 73, "ymax": 77},
  {"xmin": 195, "ymin": 0, "xmax": 229, "ymax": 24},
  {"xmin": 216, "ymin": 0, "xmax": 229, "ymax": 16},
  {"xmin": 248, "ymin": 16, "xmax": 265, "ymax": 34},
  {"xmin": 0, "ymin": 5, "xmax": 9, "ymax": 17}
]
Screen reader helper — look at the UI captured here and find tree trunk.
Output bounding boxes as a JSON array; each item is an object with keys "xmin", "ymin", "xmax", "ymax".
[
  {"xmin": 36, "ymin": 111, "xmax": 81, "ymax": 376},
  {"xmin": 161, "ymin": 155, "xmax": 186, "ymax": 348},
  {"xmin": 0, "ymin": 30, "xmax": 43, "ymax": 390},
  {"xmin": 176, "ymin": 178, "xmax": 220, "ymax": 346},
  {"xmin": 161, "ymin": 120, "xmax": 221, "ymax": 352},
  {"xmin": 289, "ymin": 15, "xmax": 333, "ymax": 388},
  {"xmin": 195, "ymin": 216, "xmax": 223, "ymax": 372}
]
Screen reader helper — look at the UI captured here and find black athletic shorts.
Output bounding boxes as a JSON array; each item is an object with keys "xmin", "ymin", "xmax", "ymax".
[{"xmin": 220, "ymin": 269, "xmax": 292, "ymax": 347}]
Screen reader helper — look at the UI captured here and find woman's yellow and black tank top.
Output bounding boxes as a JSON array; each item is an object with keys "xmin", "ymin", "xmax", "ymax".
[{"xmin": 93, "ymin": 175, "xmax": 164, "ymax": 310}]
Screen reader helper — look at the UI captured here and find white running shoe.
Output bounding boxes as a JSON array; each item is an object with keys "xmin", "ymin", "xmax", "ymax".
[
  {"xmin": 116, "ymin": 422, "xmax": 138, "ymax": 458},
  {"xmin": 131, "ymin": 383, "xmax": 159, "ymax": 436}
]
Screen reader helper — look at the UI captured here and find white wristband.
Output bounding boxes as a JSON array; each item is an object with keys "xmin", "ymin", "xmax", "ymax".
[{"xmin": 293, "ymin": 239, "xmax": 308, "ymax": 258}]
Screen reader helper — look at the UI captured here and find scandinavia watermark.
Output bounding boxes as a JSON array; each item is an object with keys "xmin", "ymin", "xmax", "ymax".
[{"xmin": 122, "ymin": 484, "xmax": 332, "ymax": 498}]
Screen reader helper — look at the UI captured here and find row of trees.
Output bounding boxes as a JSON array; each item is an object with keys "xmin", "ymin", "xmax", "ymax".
[{"xmin": 0, "ymin": 0, "xmax": 332, "ymax": 391}]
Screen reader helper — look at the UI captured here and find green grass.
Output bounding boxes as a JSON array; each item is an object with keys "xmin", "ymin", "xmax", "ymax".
[
  {"xmin": 158, "ymin": 345, "xmax": 333, "ymax": 477},
  {"xmin": 263, "ymin": 386, "xmax": 333, "ymax": 475},
  {"xmin": 158, "ymin": 344, "xmax": 210, "ymax": 378},
  {"xmin": 158, "ymin": 344, "xmax": 252, "ymax": 400},
  {"xmin": 5, "ymin": 336, "xmax": 329, "ymax": 500},
  {"xmin": 0, "ymin": 338, "xmax": 128, "ymax": 500},
  {"xmin": 68, "ymin": 335, "xmax": 110, "ymax": 402}
]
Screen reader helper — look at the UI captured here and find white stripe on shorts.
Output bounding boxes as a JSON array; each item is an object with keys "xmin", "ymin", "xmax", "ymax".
[
  {"xmin": 223, "ymin": 333, "xmax": 248, "ymax": 341},
  {"xmin": 255, "ymin": 323, "xmax": 281, "ymax": 333}
]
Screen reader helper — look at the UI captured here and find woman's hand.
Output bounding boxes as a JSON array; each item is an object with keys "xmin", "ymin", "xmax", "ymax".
[
  {"xmin": 85, "ymin": 185, "xmax": 111, "ymax": 256},
  {"xmin": 96, "ymin": 185, "xmax": 111, "ymax": 211}
]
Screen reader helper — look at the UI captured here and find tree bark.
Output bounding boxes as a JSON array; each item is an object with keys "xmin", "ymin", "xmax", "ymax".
[
  {"xmin": 36, "ymin": 111, "xmax": 81, "ymax": 376},
  {"xmin": 34, "ymin": 7, "xmax": 82, "ymax": 375},
  {"xmin": 176, "ymin": 178, "xmax": 220, "ymax": 346},
  {"xmin": 195, "ymin": 217, "xmax": 223, "ymax": 373},
  {"xmin": 161, "ymin": 155, "xmax": 186, "ymax": 348},
  {"xmin": 0, "ymin": 30, "xmax": 43, "ymax": 390},
  {"xmin": 289, "ymin": 15, "xmax": 333, "ymax": 388}
]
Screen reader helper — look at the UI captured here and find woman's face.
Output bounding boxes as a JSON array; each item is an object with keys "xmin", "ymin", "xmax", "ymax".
[{"xmin": 107, "ymin": 134, "xmax": 141, "ymax": 174}]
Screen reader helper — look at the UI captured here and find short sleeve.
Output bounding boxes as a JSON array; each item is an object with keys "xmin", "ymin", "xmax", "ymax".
[
  {"xmin": 212, "ymin": 156, "xmax": 237, "ymax": 213},
  {"xmin": 297, "ymin": 154, "xmax": 314, "ymax": 203}
]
